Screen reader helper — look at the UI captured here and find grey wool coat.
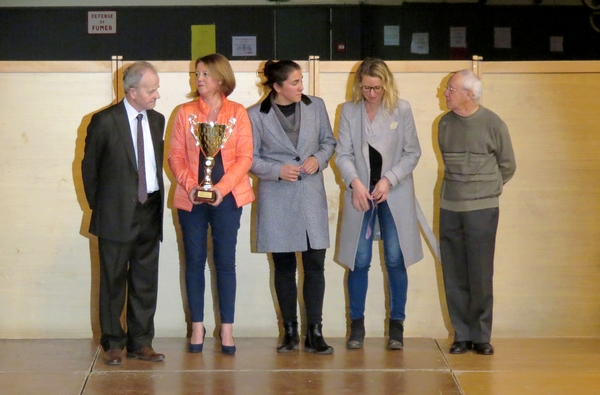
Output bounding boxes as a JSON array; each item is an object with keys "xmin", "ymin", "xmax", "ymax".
[
  {"xmin": 248, "ymin": 94, "xmax": 336, "ymax": 253},
  {"xmin": 335, "ymin": 99, "xmax": 424, "ymax": 270}
]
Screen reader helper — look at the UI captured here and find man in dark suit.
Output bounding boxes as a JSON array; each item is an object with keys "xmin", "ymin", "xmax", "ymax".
[{"xmin": 82, "ymin": 61, "xmax": 166, "ymax": 365}]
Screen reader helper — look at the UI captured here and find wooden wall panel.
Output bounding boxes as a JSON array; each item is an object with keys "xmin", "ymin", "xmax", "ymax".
[
  {"xmin": 1, "ymin": 60, "xmax": 598, "ymax": 340},
  {"xmin": 481, "ymin": 70, "xmax": 600, "ymax": 337}
]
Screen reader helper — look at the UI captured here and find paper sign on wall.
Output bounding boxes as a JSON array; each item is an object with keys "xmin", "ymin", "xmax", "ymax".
[
  {"xmin": 384, "ymin": 25, "xmax": 400, "ymax": 46},
  {"xmin": 550, "ymin": 36, "xmax": 564, "ymax": 52},
  {"xmin": 411, "ymin": 33, "xmax": 429, "ymax": 55},
  {"xmin": 450, "ymin": 27, "xmax": 467, "ymax": 48},
  {"xmin": 88, "ymin": 11, "xmax": 117, "ymax": 34},
  {"xmin": 191, "ymin": 25, "xmax": 216, "ymax": 60},
  {"xmin": 494, "ymin": 27, "xmax": 512, "ymax": 49},
  {"xmin": 232, "ymin": 36, "xmax": 257, "ymax": 57}
]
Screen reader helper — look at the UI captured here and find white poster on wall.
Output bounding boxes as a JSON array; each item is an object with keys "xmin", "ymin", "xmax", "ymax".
[
  {"xmin": 384, "ymin": 25, "xmax": 400, "ymax": 46},
  {"xmin": 550, "ymin": 36, "xmax": 564, "ymax": 52},
  {"xmin": 88, "ymin": 11, "xmax": 117, "ymax": 34},
  {"xmin": 450, "ymin": 27, "xmax": 467, "ymax": 48},
  {"xmin": 410, "ymin": 33, "xmax": 429, "ymax": 54},
  {"xmin": 232, "ymin": 36, "xmax": 257, "ymax": 57},
  {"xmin": 494, "ymin": 27, "xmax": 512, "ymax": 49}
]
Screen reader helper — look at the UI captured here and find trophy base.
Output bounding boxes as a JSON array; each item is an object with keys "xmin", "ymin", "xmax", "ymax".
[{"xmin": 195, "ymin": 189, "xmax": 216, "ymax": 203}]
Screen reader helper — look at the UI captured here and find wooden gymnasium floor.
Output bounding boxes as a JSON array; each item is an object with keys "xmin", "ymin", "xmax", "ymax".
[{"xmin": 1, "ymin": 337, "xmax": 600, "ymax": 394}]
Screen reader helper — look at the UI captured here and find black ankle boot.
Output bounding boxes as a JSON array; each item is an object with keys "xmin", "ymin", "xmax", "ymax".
[
  {"xmin": 388, "ymin": 319, "xmax": 404, "ymax": 350},
  {"xmin": 305, "ymin": 323, "xmax": 334, "ymax": 355},
  {"xmin": 347, "ymin": 317, "xmax": 365, "ymax": 349},
  {"xmin": 277, "ymin": 320, "xmax": 299, "ymax": 353}
]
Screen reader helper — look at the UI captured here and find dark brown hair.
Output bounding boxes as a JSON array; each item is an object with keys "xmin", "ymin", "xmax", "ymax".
[{"xmin": 261, "ymin": 60, "xmax": 301, "ymax": 91}]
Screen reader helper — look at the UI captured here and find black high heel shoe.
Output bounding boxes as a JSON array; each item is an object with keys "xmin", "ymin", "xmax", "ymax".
[
  {"xmin": 188, "ymin": 327, "xmax": 206, "ymax": 353},
  {"xmin": 220, "ymin": 330, "xmax": 236, "ymax": 355}
]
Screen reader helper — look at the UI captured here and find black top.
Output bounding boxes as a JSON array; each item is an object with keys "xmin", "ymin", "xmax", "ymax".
[
  {"xmin": 278, "ymin": 102, "xmax": 296, "ymax": 117},
  {"xmin": 369, "ymin": 144, "xmax": 382, "ymax": 186}
]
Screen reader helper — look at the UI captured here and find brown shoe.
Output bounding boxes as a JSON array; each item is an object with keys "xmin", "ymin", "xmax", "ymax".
[
  {"xmin": 103, "ymin": 348, "xmax": 122, "ymax": 365},
  {"xmin": 126, "ymin": 345, "xmax": 165, "ymax": 362}
]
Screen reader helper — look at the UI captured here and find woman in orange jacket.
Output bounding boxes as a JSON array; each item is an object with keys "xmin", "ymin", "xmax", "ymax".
[{"xmin": 168, "ymin": 53, "xmax": 254, "ymax": 355}]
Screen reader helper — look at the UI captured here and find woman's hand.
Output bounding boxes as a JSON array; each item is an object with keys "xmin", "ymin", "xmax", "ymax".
[
  {"xmin": 188, "ymin": 185, "xmax": 224, "ymax": 206},
  {"xmin": 300, "ymin": 156, "xmax": 318, "ymax": 175},
  {"xmin": 189, "ymin": 185, "xmax": 202, "ymax": 205},
  {"xmin": 279, "ymin": 164, "xmax": 301, "ymax": 182},
  {"xmin": 350, "ymin": 178, "xmax": 371, "ymax": 212},
  {"xmin": 372, "ymin": 177, "xmax": 390, "ymax": 204},
  {"xmin": 208, "ymin": 187, "xmax": 223, "ymax": 207}
]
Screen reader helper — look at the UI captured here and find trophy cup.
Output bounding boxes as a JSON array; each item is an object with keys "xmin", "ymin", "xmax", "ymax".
[{"xmin": 189, "ymin": 114, "xmax": 236, "ymax": 203}]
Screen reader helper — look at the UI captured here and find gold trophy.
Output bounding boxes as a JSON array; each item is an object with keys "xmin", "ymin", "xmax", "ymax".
[{"xmin": 189, "ymin": 114, "xmax": 236, "ymax": 203}]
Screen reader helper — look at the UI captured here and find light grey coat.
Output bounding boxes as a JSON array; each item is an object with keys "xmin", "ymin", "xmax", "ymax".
[
  {"xmin": 249, "ymin": 94, "xmax": 336, "ymax": 253},
  {"xmin": 335, "ymin": 99, "xmax": 424, "ymax": 270}
]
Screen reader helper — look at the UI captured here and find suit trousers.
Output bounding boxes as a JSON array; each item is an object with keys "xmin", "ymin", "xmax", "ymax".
[
  {"xmin": 272, "ymin": 237, "xmax": 326, "ymax": 325},
  {"xmin": 98, "ymin": 192, "xmax": 161, "ymax": 352},
  {"xmin": 440, "ymin": 207, "xmax": 499, "ymax": 344}
]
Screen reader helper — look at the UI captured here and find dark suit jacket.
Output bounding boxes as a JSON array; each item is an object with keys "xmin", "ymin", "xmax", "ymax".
[{"xmin": 82, "ymin": 100, "xmax": 165, "ymax": 242}]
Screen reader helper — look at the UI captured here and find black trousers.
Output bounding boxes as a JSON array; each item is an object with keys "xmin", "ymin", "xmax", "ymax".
[
  {"xmin": 271, "ymin": 242, "xmax": 326, "ymax": 325},
  {"xmin": 98, "ymin": 193, "xmax": 161, "ymax": 352},
  {"xmin": 440, "ymin": 207, "xmax": 499, "ymax": 344}
]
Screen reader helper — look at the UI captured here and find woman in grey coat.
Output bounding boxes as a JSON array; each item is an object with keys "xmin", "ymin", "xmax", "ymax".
[
  {"xmin": 335, "ymin": 58, "xmax": 423, "ymax": 350},
  {"xmin": 248, "ymin": 60, "xmax": 336, "ymax": 355}
]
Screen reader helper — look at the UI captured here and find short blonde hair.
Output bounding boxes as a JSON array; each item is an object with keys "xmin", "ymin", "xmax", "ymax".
[
  {"xmin": 194, "ymin": 53, "xmax": 236, "ymax": 97},
  {"xmin": 351, "ymin": 58, "xmax": 399, "ymax": 114}
]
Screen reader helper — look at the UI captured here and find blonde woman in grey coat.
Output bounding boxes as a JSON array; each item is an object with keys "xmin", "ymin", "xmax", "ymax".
[
  {"xmin": 335, "ymin": 58, "xmax": 423, "ymax": 350},
  {"xmin": 249, "ymin": 60, "xmax": 336, "ymax": 355}
]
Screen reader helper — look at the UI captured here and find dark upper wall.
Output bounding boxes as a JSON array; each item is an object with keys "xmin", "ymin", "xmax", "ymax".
[
  {"xmin": 0, "ymin": 4, "xmax": 598, "ymax": 61},
  {"xmin": 364, "ymin": 4, "xmax": 599, "ymax": 61}
]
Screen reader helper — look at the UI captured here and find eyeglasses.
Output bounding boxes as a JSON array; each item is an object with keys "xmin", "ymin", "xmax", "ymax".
[
  {"xmin": 361, "ymin": 85, "xmax": 384, "ymax": 93},
  {"xmin": 445, "ymin": 85, "xmax": 462, "ymax": 94}
]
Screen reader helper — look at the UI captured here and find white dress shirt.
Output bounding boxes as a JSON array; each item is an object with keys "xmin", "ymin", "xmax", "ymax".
[{"xmin": 124, "ymin": 99, "xmax": 159, "ymax": 193}]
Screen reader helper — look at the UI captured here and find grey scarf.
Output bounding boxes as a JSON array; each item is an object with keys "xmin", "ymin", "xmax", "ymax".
[{"xmin": 271, "ymin": 95, "xmax": 301, "ymax": 148}]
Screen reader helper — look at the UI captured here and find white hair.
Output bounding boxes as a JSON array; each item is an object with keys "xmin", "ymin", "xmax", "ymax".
[{"xmin": 456, "ymin": 69, "xmax": 483, "ymax": 104}]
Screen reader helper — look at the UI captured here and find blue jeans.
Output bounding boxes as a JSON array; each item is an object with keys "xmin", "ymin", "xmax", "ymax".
[
  {"xmin": 348, "ymin": 199, "xmax": 408, "ymax": 321},
  {"xmin": 178, "ymin": 194, "xmax": 242, "ymax": 324}
]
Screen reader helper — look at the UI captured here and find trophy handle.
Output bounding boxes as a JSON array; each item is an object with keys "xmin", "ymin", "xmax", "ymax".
[
  {"xmin": 220, "ymin": 118, "xmax": 237, "ymax": 148},
  {"xmin": 188, "ymin": 114, "xmax": 200, "ymax": 146}
]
